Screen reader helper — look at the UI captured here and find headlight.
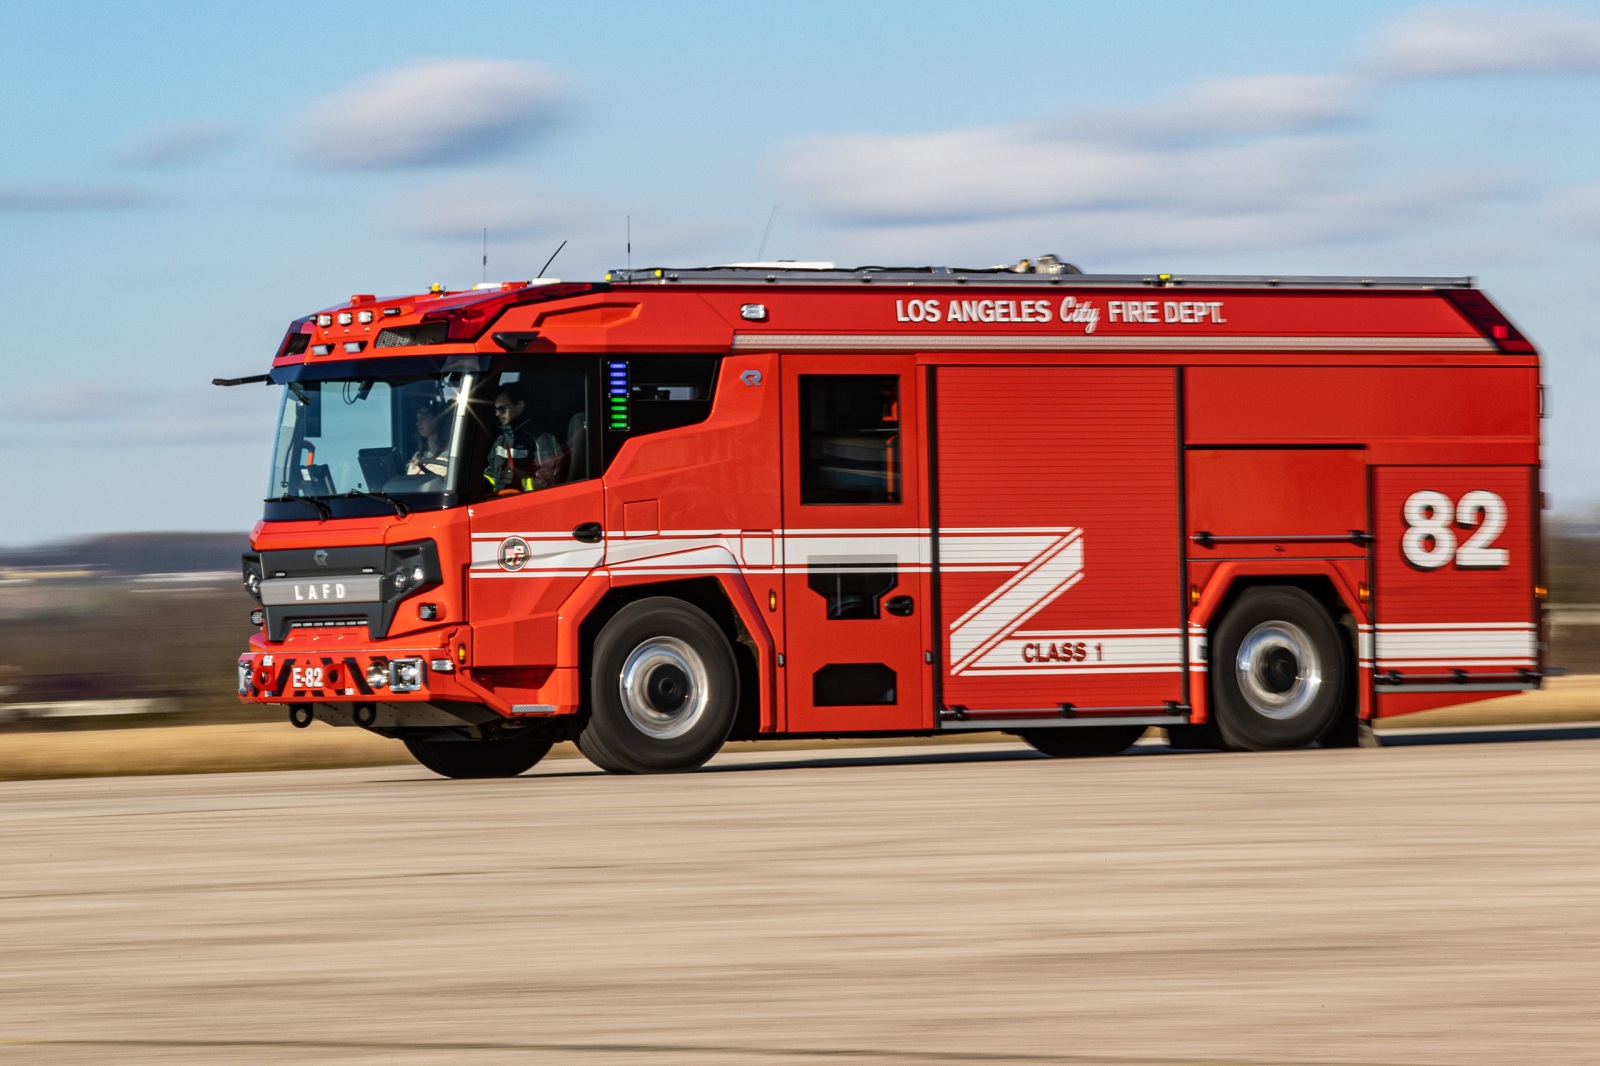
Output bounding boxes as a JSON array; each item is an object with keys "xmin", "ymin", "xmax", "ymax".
[
  {"xmin": 237, "ymin": 659, "xmax": 253, "ymax": 696},
  {"xmin": 365, "ymin": 662, "xmax": 389, "ymax": 689},
  {"xmin": 241, "ymin": 554, "xmax": 264, "ymax": 603},
  {"xmin": 389, "ymin": 658, "xmax": 425, "ymax": 693},
  {"xmin": 388, "ymin": 565, "xmax": 427, "ymax": 595}
]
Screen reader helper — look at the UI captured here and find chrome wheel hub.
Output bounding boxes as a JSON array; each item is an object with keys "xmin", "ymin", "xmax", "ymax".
[
  {"xmin": 1235, "ymin": 621, "xmax": 1322, "ymax": 720},
  {"xmin": 618, "ymin": 636, "xmax": 709, "ymax": 739}
]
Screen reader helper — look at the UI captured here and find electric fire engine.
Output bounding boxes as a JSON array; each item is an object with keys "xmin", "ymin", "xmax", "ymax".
[{"xmin": 224, "ymin": 260, "xmax": 1544, "ymax": 778}]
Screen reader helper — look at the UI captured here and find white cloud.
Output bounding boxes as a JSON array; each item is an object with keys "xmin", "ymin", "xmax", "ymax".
[
  {"xmin": 814, "ymin": 189, "xmax": 1469, "ymax": 270},
  {"xmin": 18, "ymin": 382, "xmax": 142, "ymax": 422},
  {"xmin": 290, "ymin": 58, "xmax": 567, "ymax": 169},
  {"xmin": 1370, "ymin": 5, "xmax": 1600, "ymax": 78},
  {"xmin": 779, "ymin": 72, "xmax": 1375, "ymax": 230},
  {"xmin": 1549, "ymin": 183, "xmax": 1600, "ymax": 237},
  {"xmin": 776, "ymin": 68, "xmax": 1525, "ymax": 261},
  {"xmin": 1084, "ymin": 74, "xmax": 1364, "ymax": 144},
  {"xmin": 0, "ymin": 183, "xmax": 155, "ymax": 211},
  {"xmin": 399, "ymin": 179, "xmax": 572, "ymax": 239},
  {"xmin": 781, "ymin": 123, "xmax": 1354, "ymax": 228},
  {"xmin": 11, "ymin": 381, "xmax": 267, "ymax": 448},
  {"xmin": 118, "ymin": 121, "xmax": 228, "ymax": 166}
]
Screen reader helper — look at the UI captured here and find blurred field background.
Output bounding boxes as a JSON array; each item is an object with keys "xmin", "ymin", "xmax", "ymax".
[{"xmin": 3, "ymin": 524, "xmax": 1599, "ymax": 780}]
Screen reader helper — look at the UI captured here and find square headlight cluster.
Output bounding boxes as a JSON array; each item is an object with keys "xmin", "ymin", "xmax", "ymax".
[{"xmin": 389, "ymin": 658, "xmax": 426, "ymax": 693}]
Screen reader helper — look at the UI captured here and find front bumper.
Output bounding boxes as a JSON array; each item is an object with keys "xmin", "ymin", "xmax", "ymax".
[
  {"xmin": 237, "ymin": 649, "xmax": 458, "ymax": 702},
  {"xmin": 236, "ymin": 641, "xmax": 583, "ymax": 720}
]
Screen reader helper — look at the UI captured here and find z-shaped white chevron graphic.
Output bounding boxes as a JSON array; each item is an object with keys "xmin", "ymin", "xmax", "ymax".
[{"xmin": 948, "ymin": 529, "xmax": 1084, "ymax": 675}]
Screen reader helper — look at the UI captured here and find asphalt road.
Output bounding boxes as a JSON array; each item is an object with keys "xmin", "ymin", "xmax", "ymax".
[{"xmin": 2, "ymin": 729, "xmax": 1598, "ymax": 1066}]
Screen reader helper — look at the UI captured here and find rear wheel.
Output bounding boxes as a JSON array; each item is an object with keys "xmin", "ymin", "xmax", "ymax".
[
  {"xmin": 1016, "ymin": 726, "xmax": 1147, "ymax": 758},
  {"xmin": 577, "ymin": 598, "xmax": 739, "ymax": 773},
  {"xmin": 1211, "ymin": 587, "xmax": 1346, "ymax": 751},
  {"xmin": 403, "ymin": 734, "xmax": 552, "ymax": 779}
]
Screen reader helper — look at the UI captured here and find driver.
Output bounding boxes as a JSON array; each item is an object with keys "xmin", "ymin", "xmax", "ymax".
[{"xmin": 486, "ymin": 386, "xmax": 563, "ymax": 492}]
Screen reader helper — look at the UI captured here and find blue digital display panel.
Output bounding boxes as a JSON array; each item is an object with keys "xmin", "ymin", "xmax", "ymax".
[{"xmin": 606, "ymin": 360, "xmax": 630, "ymax": 431}]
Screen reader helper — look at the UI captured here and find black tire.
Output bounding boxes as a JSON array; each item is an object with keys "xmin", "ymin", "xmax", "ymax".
[
  {"xmin": 1017, "ymin": 726, "xmax": 1147, "ymax": 758},
  {"xmin": 576, "ymin": 598, "xmax": 739, "ymax": 773},
  {"xmin": 1211, "ymin": 587, "xmax": 1347, "ymax": 751},
  {"xmin": 1164, "ymin": 722, "xmax": 1223, "ymax": 751},
  {"xmin": 402, "ymin": 734, "xmax": 552, "ymax": 779}
]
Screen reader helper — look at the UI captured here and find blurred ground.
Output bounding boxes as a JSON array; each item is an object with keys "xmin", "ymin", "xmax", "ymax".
[
  {"xmin": 8, "ymin": 526, "xmax": 1600, "ymax": 722},
  {"xmin": 3, "ymin": 529, "xmax": 1600, "ymax": 781},
  {"xmin": 0, "ymin": 675, "xmax": 1595, "ymax": 782},
  {"xmin": 1, "ymin": 732, "xmax": 1596, "ymax": 1065}
]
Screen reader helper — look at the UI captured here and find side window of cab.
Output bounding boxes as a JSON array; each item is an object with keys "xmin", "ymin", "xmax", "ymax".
[
  {"xmin": 599, "ymin": 355, "xmax": 720, "ymax": 472},
  {"xmin": 473, "ymin": 360, "xmax": 597, "ymax": 498}
]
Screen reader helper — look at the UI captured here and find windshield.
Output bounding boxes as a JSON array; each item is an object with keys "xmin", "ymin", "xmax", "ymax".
[{"xmin": 268, "ymin": 373, "xmax": 472, "ymax": 505}]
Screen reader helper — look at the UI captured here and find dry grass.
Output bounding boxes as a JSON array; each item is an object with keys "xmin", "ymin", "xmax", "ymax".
[{"xmin": 2, "ymin": 676, "xmax": 1597, "ymax": 782}]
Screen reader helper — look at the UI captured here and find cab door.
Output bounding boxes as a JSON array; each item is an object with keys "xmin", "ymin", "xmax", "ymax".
[
  {"xmin": 466, "ymin": 359, "xmax": 606, "ymax": 668},
  {"xmin": 780, "ymin": 356, "xmax": 929, "ymax": 732}
]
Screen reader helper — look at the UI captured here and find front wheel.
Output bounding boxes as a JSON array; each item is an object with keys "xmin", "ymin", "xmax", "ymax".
[
  {"xmin": 576, "ymin": 598, "xmax": 739, "ymax": 773},
  {"xmin": 1211, "ymin": 587, "xmax": 1347, "ymax": 751},
  {"xmin": 403, "ymin": 734, "xmax": 553, "ymax": 779},
  {"xmin": 1016, "ymin": 726, "xmax": 1147, "ymax": 758}
]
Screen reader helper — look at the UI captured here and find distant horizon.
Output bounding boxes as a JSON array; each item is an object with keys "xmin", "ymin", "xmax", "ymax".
[{"xmin": 10, "ymin": 509, "xmax": 1600, "ymax": 555}]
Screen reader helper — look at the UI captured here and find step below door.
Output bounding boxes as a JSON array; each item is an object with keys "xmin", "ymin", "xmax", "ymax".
[{"xmin": 934, "ymin": 366, "xmax": 1185, "ymax": 718}]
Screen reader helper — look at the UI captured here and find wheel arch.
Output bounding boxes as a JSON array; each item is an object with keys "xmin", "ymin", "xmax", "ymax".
[
  {"xmin": 577, "ymin": 575, "xmax": 772, "ymax": 739},
  {"xmin": 1188, "ymin": 562, "xmax": 1365, "ymax": 734}
]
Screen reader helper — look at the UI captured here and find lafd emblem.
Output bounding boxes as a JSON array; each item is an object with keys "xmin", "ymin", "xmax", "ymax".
[{"xmin": 497, "ymin": 537, "xmax": 531, "ymax": 571}]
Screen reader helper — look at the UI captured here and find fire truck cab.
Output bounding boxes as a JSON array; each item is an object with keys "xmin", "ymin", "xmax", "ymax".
[{"xmin": 232, "ymin": 262, "xmax": 1543, "ymax": 777}]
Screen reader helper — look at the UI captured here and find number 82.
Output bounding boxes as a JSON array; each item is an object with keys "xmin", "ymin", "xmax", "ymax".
[{"xmin": 1401, "ymin": 490, "xmax": 1510, "ymax": 570}]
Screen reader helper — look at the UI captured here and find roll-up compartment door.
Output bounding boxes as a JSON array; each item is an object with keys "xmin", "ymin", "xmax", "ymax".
[{"xmin": 935, "ymin": 366, "xmax": 1185, "ymax": 715}]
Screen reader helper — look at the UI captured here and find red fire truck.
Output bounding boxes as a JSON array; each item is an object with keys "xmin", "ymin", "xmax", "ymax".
[{"xmin": 227, "ymin": 261, "xmax": 1543, "ymax": 777}]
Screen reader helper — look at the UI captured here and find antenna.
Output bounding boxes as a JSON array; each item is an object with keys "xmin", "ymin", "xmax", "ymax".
[
  {"xmin": 482, "ymin": 228, "xmax": 488, "ymax": 283},
  {"xmin": 537, "ymin": 239, "xmax": 567, "ymax": 279},
  {"xmin": 756, "ymin": 206, "xmax": 780, "ymax": 261},
  {"xmin": 626, "ymin": 215, "xmax": 631, "ymax": 272}
]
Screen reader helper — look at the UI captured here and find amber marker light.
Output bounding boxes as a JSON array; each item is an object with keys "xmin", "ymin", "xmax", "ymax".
[
  {"xmin": 1358, "ymin": 582, "xmax": 1372, "ymax": 605},
  {"xmin": 1188, "ymin": 584, "xmax": 1201, "ymax": 606},
  {"xmin": 768, "ymin": 590, "xmax": 778, "ymax": 612},
  {"xmin": 1535, "ymin": 585, "xmax": 1549, "ymax": 601},
  {"xmin": 456, "ymin": 641, "xmax": 468, "ymax": 665}
]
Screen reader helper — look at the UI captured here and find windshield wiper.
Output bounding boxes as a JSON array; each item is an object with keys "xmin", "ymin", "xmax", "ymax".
[
  {"xmin": 343, "ymin": 489, "xmax": 408, "ymax": 517},
  {"xmin": 271, "ymin": 494, "xmax": 331, "ymax": 520}
]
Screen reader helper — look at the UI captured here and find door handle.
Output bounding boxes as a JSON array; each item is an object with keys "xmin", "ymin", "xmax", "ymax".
[
  {"xmin": 884, "ymin": 595, "xmax": 914, "ymax": 617},
  {"xmin": 572, "ymin": 522, "xmax": 603, "ymax": 543}
]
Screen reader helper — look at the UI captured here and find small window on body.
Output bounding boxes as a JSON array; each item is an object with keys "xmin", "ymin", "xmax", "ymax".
[{"xmin": 799, "ymin": 375, "xmax": 901, "ymax": 505}]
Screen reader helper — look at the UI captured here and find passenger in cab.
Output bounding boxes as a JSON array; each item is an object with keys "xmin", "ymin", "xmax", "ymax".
[{"xmin": 406, "ymin": 400, "xmax": 450, "ymax": 478}]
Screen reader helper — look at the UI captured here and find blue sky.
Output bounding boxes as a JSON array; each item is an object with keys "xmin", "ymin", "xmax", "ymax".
[{"xmin": 4, "ymin": 1, "xmax": 1600, "ymax": 544}]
